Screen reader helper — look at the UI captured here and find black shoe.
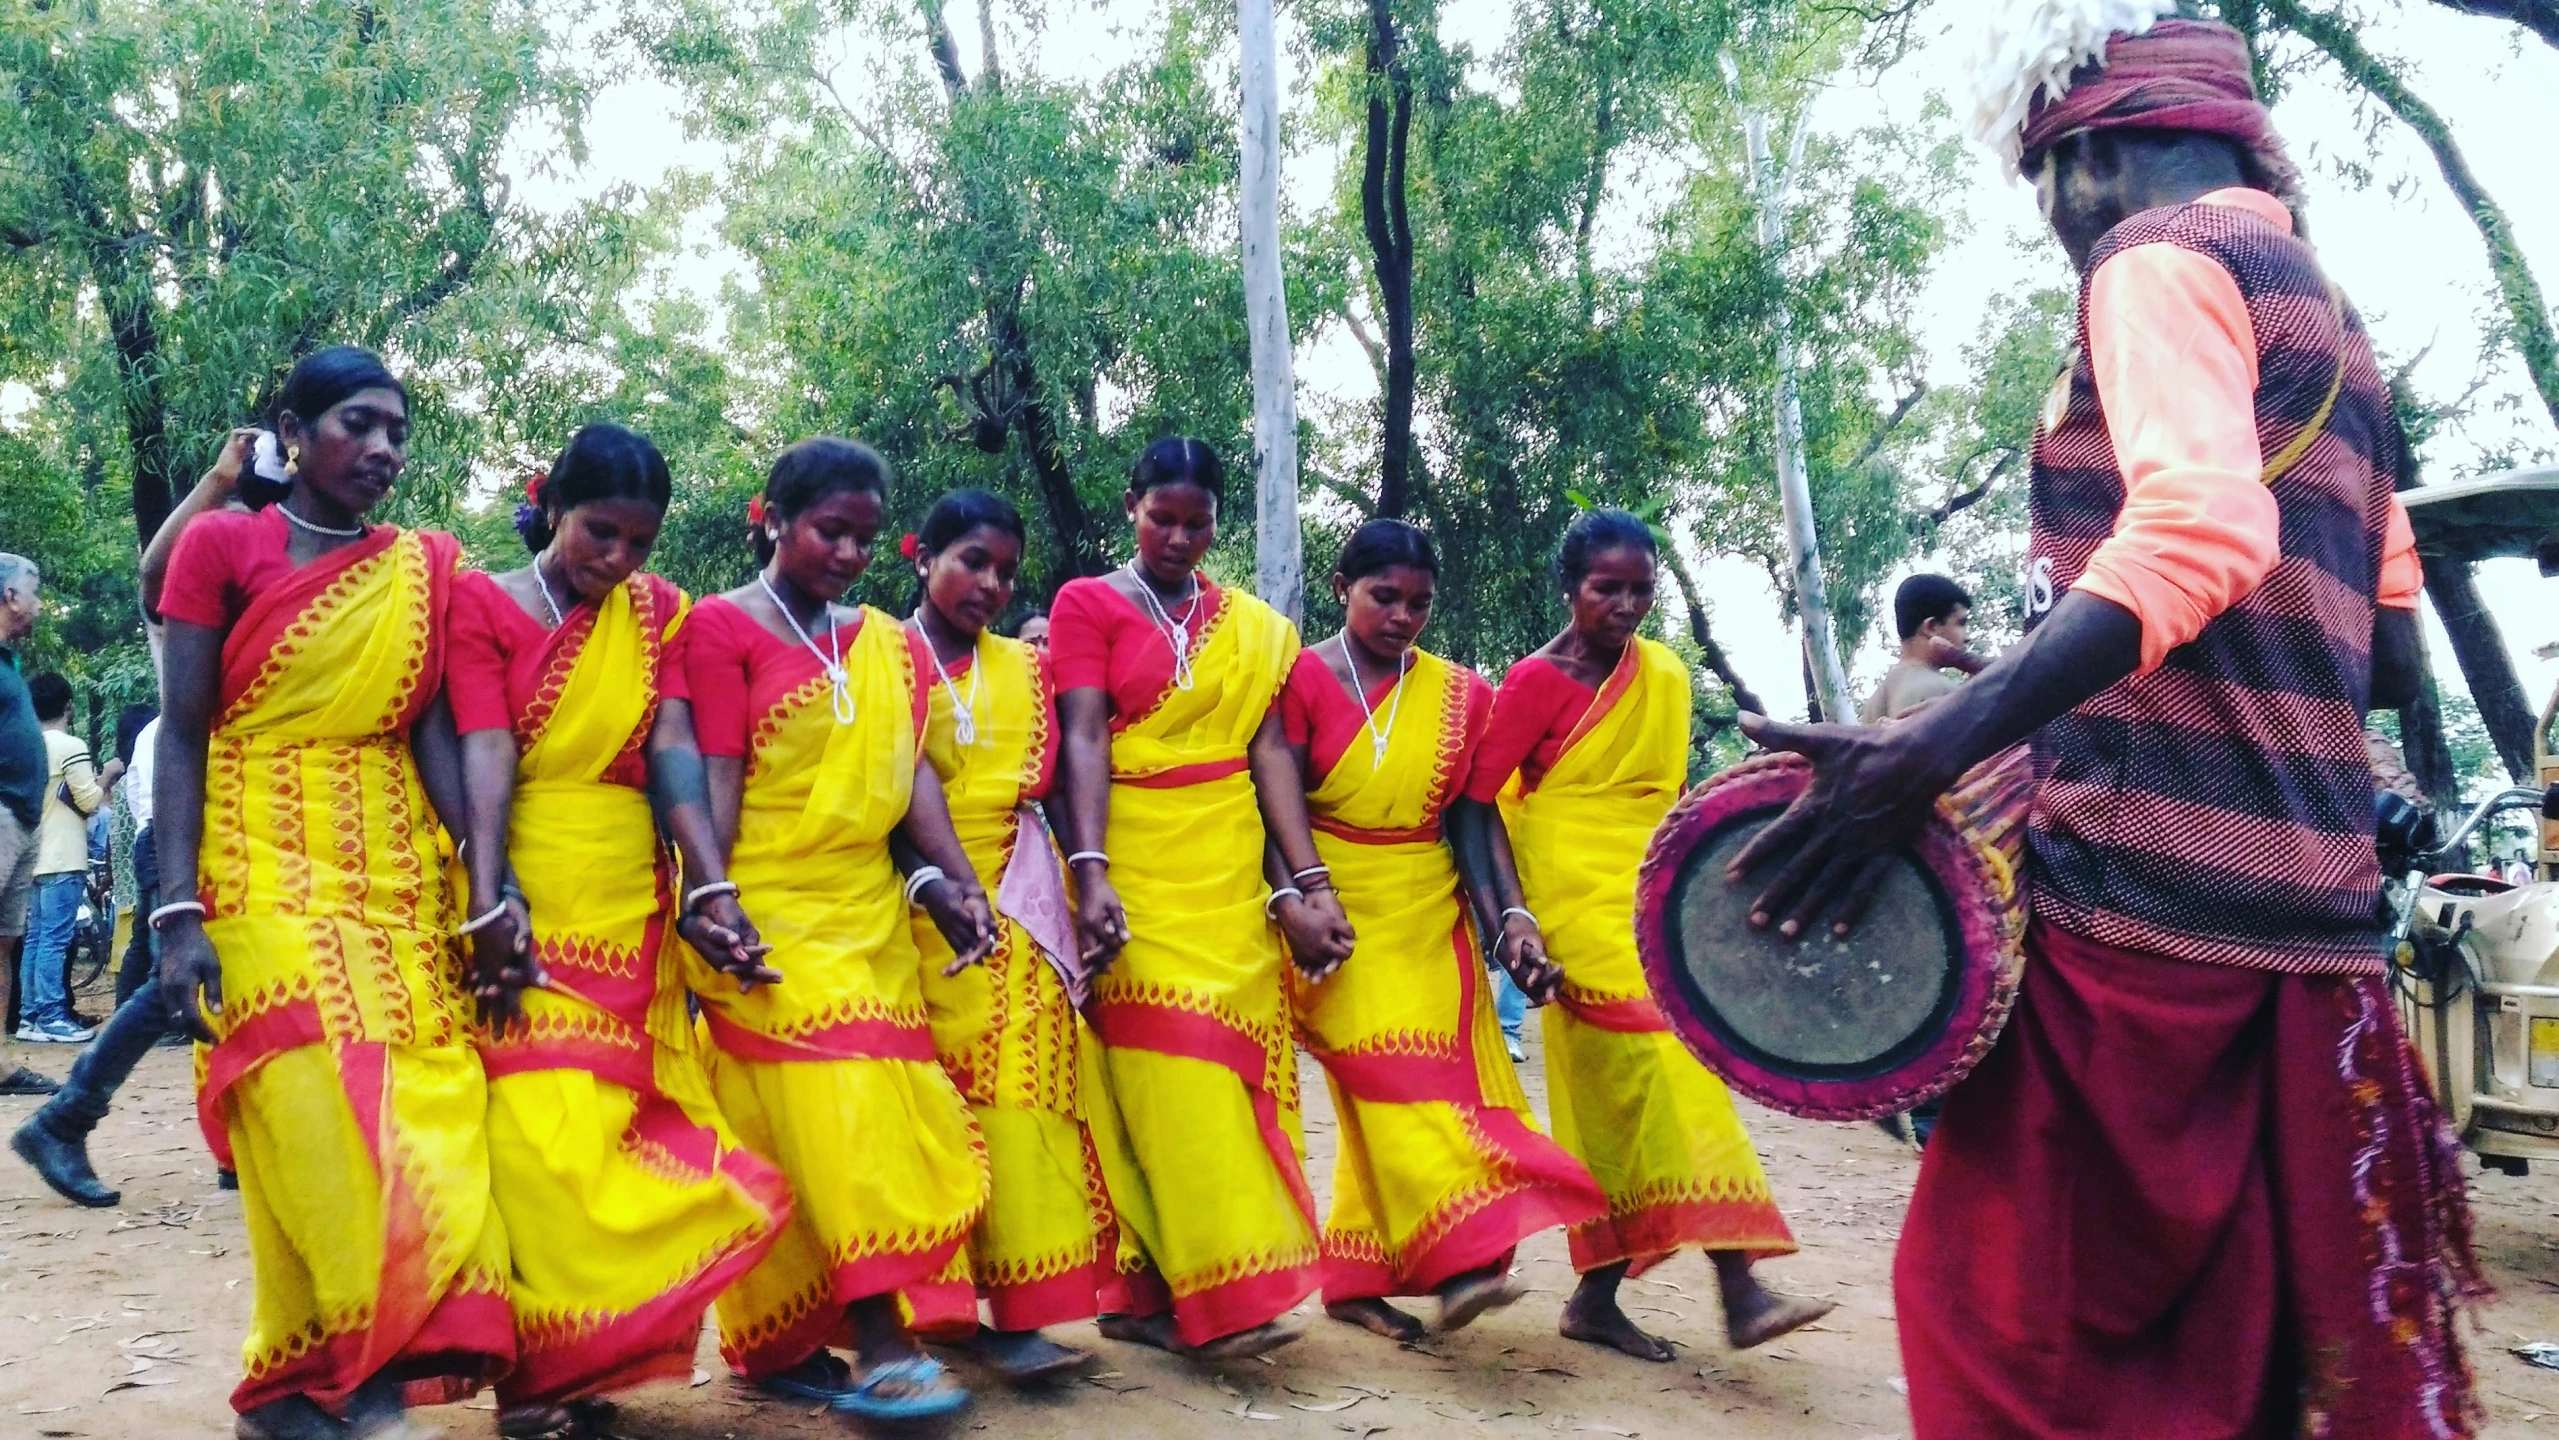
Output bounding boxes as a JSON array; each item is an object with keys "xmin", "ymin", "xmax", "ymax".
[
  {"xmin": 218, "ymin": 1167, "xmax": 239, "ymax": 1190},
  {"xmin": 10, "ymin": 1115, "xmax": 118, "ymax": 1207},
  {"xmin": 0, "ymin": 1064, "xmax": 60, "ymax": 1096}
]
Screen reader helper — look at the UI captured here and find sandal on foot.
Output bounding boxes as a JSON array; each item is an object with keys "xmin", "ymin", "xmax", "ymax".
[
  {"xmin": 832, "ymin": 1356, "xmax": 971, "ymax": 1422},
  {"xmin": 758, "ymin": 1350, "xmax": 860, "ymax": 1404}
]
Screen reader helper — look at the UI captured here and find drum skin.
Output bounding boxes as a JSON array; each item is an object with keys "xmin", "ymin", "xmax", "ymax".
[{"xmin": 1635, "ymin": 749, "xmax": 2030, "ymax": 1122}]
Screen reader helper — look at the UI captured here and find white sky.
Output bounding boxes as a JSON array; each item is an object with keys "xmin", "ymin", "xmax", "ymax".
[{"xmin": 523, "ymin": 0, "xmax": 2559, "ymax": 722}]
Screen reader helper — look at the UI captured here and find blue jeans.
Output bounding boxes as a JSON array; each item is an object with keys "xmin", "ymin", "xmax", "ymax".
[
  {"xmin": 18, "ymin": 872, "xmax": 82, "ymax": 1027},
  {"xmin": 1491, "ymin": 964, "xmax": 1527, "ymax": 1043},
  {"xmin": 115, "ymin": 825, "xmax": 156, "ymax": 1005},
  {"xmin": 41, "ymin": 979, "xmax": 173, "ymax": 1135}
]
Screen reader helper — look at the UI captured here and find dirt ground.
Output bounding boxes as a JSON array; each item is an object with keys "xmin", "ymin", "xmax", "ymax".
[{"xmin": 13, "ymin": 1014, "xmax": 2559, "ymax": 1440}]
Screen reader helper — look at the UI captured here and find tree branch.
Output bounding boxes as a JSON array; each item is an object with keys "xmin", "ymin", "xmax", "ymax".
[
  {"xmin": 1661, "ymin": 534, "xmax": 1769, "ymax": 719},
  {"xmin": 920, "ymin": 0, "xmax": 970, "ymax": 106},
  {"xmin": 2266, "ymin": 0, "xmax": 2559, "ymax": 430},
  {"xmin": 2425, "ymin": 0, "xmax": 2559, "ymax": 50},
  {"xmin": 1848, "ymin": 381, "xmax": 1927, "ymax": 471}
]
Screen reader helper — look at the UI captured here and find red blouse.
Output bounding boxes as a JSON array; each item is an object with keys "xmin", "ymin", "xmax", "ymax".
[
  {"xmin": 446, "ymin": 571, "xmax": 691, "ymax": 739},
  {"xmin": 680, "ymin": 595, "xmax": 931, "ymax": 759},
  {"xmin": 1280, "ymin": 647, "xmax": 1493, "ymax": 784},
  {"xmin": 1463, "ymin": 655, "xmax": 1599, "ymax": 802},
  {"xmin": 158, "ymin": 506, "xmax": 331, "ymax": 630},
  {"xmin": 1048, "ymin": 575, "xmax": 1230, "ymax": 728}
]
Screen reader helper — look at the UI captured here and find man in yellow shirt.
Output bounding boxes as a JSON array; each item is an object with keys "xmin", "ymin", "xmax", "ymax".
[{"xmin": 18, "ymin": 673, "xmax": 119, "ymax": 1044}]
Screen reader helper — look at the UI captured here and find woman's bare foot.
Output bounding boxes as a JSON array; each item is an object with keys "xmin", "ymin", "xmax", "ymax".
[
  {"xmin": 1559, "ymin": 1287, "xmax": 1675, "ymax": 1362},
  {"xmin": 1434, "ymin": 1263, "xmax": 1526, "ymax": 1333},
  {"xmin": 1193, "ymin": 1318, "xmax": 1304, "ymax": 1361},
  {"xmin": 1326, "ymin": 1297, "xmax": 1426, "ymax": 1343},
  {"xmin": 1723, "ymin": 1288, "xmax": 1835, "ymax": 1349},
  {"xmin": 1097, "ymin": 1311, "xmax": 1188, "ymax": 1353},
  {"xmin": 973, "ymin": 1326, "xmax": 1099, "ymax": 1382}
]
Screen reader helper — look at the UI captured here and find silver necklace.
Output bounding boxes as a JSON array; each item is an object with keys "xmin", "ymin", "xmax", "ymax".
[
  {"xmin": 277, "ymin": 501, "xmax": 364, "ymax": 540},
  {"xmin": 907, "ymin": 615, "xmax": 983, "ymax": 746},
  {"xmin": 758, "ymin": 575, "xmax": 855, "ymax": 724},
  {"xmin": 1127, "ymin": 565, "xmax": 1202, "ymax": 692},
  {"xmin": 530, "ymin": 555, "xmax": 568, "ymax": 627},
  {"xmin": 1338, "ymin": 636, "xmax": 1410, "ymax": 765}
]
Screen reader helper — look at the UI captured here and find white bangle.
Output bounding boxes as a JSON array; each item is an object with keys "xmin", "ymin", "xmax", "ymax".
[
  {"xmin": 148, "ymin": 900, "xmax": 206, "ymax": 931},
  {"xmin": 1066, "ymin": 851, "xmax": 1110, "ymax": 869},
  {"xmin": 1500, "ymin": 906, "xmax": 1539, "ymax": 928},
  {"xmin": 454, "ymin": 902, "xmax": 511, "ymax": 937},
  {"xmin": 904, "ymin": 866, "xmax": 948, "ymax": 906},
  {"xmin": 684, "ymin": 880, "xmax": 739, "ymax": 913},
  {"xmin": 1264, "ymin": 886, "xmax": 1304, "ymax": 919},
  {"xmin": 1291, "ymin": 865, "xmax": 1331, "ymax": 886}
]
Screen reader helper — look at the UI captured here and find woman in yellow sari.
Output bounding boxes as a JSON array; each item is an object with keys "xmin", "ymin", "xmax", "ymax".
[
  {"xmin": 1467, "ymin": 509, "xmax": 1829, "ymax": 1363},
  {"xmin": 1051, "ymin": 437, "xmax": 1343, "ymax": 1360},
  {"xmin": 1282, "ymin": 520, "xmax": 1608, "ymax": 1344},
  {"xmin": 683, "ymin": 439, "xmax": 994, "ymax": 1421},
  {"xmin": 902, "ymin": 490, "xmax": 1114, "ymax": 1382},
  {"xmin": 154, "ymin": 346, "xmax": 510, "ymax": 1440},
  {"xmin": 449, "ymin": 424, "xmax": 790, "ymax": 1439}
]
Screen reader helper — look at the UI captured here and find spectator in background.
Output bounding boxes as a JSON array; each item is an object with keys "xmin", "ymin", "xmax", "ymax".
[
  {"xmin": 0, "ymin": 556, "xmax": 60, "ymax": 1094},
  {"xmin": 20, "ymin": 672, "xmax": 118, "ymax": 1044},
  {"xmin": 111, "ymin": 704, "xmax": 158, "ymax": 1004},
  {"xmin": 1859, "ymin": 575, "xmax": 1985, "ymax": 725}
]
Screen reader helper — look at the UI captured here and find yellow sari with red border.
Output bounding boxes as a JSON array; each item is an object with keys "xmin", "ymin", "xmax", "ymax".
[
  {"xmin": 909, "ymin": 633, "xmax": 1115, "ymax": 1333},
  {"xmin": 1498, "ymin": 638, "xmax": 1796, "ymax": 1273},
  {"xmin": 191, "ymin": 526, "xmax": 513, "ymax": 1414},
  {"xmin": 476, "ymin": 575, "xmax": 789, "ymax": 1405},
  {"xmin": 1290, "ymin": 649, "xmax": 1605, "ymax": 1300},
  {"xmin": 1081, "ymin": 588, "xmax": 1320, "ymax": 1345},
  {"xmin": 691, "ymin": 606, "xmax": 988, "ymax": 1376}
]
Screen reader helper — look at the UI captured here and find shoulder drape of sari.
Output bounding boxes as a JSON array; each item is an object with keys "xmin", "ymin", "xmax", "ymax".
[
  {"xmin": 1498, "ymin": 636, "xmax": 1690, "ymax": 1029},
  {"xmin": 192, "ymin": 527, "xmax": 515, "ymax": 1413},
  {"xmin": 477, "ymin": 575, "xmax": 789, "ymax": 1407},
  {"xmin": 1083, "ymin": 589, "xmax": 1324, "ymax": 1344},
  {"xmin": 1290, "ymin": 651, "xmax": 1604, "ymax": 1299}
]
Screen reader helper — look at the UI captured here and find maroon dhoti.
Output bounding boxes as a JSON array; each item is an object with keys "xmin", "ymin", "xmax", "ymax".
[{"xmin": 1896, "ymin": 922, "xmax": 2481, "ymax": 1439}]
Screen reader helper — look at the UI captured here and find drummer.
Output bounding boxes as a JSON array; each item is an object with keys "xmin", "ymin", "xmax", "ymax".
[{"xmin": 1727, "ymin": 7, "xmax": 2466, "ymax": 1437}]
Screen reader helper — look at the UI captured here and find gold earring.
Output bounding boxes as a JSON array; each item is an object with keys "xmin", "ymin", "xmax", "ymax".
[{"xmin": 284, "ymin": 445, "xmax": 299, "ymax": 480}]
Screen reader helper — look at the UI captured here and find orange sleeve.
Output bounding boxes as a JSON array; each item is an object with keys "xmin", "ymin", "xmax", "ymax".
[
  {"xmin": 2071, "ymin": 242, "xmax": 2283, "ymax": 673},
  {"xmin": 2379, "ymin": 494, "xmax": 2421, "ymax": 611}
]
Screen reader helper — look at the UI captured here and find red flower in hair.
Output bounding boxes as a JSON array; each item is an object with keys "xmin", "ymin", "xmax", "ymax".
[
  {"xmin": 746, "ymin": 495, "xmax": 767, "ymax": 526},
  {"xmin": 523, "ymin": 471, "xmax": 546, "ymax": 503},
  {"xmin": 899, "ymin": 533, "xmax": 920, "ymax": 561}
]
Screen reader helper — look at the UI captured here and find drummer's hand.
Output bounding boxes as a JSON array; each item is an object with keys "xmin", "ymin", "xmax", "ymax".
[
  {"xmin": 923, "ymin": 879, "xmax": 998, "ymax": 975},
  {"xmin": 1074, "ymin": 868, "xmax": 1131, "ymax": 972},
  {"xmin": 1497, "ymin": 914, "xmax": 1562, "ymax": 1004},
  {"xmin": 1277, "ymin": 888, "xmax": 1356, "ymax": 982},
  {"xmin": 1725, "ymin": 712, "xmax": 1955, "ymax": 941}
]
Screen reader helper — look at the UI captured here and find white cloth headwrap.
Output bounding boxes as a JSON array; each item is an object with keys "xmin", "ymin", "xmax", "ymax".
[{"xmin": 1966, "ymin": 0, "xmax": 2186, "ymax": 172}]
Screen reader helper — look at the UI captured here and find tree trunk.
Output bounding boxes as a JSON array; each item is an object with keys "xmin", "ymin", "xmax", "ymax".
[
  {"xmin": 1360, "ymin": 0, "xmax": 1416, "ymax": 519},
  {"xmin": 2401, "ymin": 670, "xmax": 2463, "ymax": 814},
  {"xmin": 1239, "ymin": 0, "xmax": 1302, "ymax": 620},
  {"xmin": 2268, "ymin": 0, "xmax": 2559, "ymax": 430},
  {"xmin": 2419, "ymin": 551, "xmax": 2539, "ymax": 781}
]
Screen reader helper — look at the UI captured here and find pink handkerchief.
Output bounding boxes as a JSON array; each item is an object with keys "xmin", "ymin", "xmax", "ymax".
[{"xmin": 997, "ymin": 805, "xmax": 1089, "ymax": 1007}]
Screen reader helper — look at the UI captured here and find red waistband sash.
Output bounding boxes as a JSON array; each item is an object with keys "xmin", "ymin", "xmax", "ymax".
[
  {"xmin": 1310, "ymin": 814, "xmax": 1443, "ymax": 845},
  {"xmin": 701, "ymin": 1008, "xmax": 939, "ymax": 1065},
  {"xmin": 1556, "ymin": 986, "xmax": 1670, "ymax": 1034},
  {"xmin": 1113, "ymin": 757, "xmax": 1250, "ymax": 790}
]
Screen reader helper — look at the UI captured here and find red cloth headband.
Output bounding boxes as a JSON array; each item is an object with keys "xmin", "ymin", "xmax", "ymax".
[{"xmin": 2018, "ymin": 19, "xmax": 2298, "ymax": 199}]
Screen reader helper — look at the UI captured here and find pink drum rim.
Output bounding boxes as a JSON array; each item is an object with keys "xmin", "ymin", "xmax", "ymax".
[{"xmin": 1635, "ymin": 753, "xmax": 2024, "ymax": 1122}]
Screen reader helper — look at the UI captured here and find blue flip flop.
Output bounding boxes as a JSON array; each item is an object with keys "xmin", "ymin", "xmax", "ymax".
[
  {"xmin": 832, "ymin": 1356, "xmax": 972, "ymax": 1422},
  {"xmin": 758, "ymin": 1350, "xmax": 859, "ymax": 1403}
]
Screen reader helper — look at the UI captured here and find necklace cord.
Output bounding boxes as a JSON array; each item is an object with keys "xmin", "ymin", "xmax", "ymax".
[{"xmin": 759, "ymin": 574, "xmax": 855, "ymax": 724}]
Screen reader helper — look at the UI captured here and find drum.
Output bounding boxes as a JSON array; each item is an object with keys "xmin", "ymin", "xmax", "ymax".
[{"xmin": 1634, "ymin": 746, "xmax": 2033, "ymax": 1121}]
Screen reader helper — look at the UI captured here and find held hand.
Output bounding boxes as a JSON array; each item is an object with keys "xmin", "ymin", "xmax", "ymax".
[
  {"xmin": 1278, "ymin": 889, "xmax": 1357, "ymax": 983},
  {"xmin": 156, "ymin": 919, "xmax": 224, "ymax": 1045},
  {"xmin": 680, "ymin": 893, "xmax": 780, "ymax": 993},
  {"xmin": 1724, "ymin": 712, "xmax": 1951, "ymax": 942},
  {"xmin": 1496, "ymin": 914, "xmax": 1562, "ymax": 1005},
  {"xmin": 1074, "ymin": 871, "xmax": 1132, "ymax": 972},
  {"xmin": 1922, "ymin": 634, "xmax": 1979, "ymax": 673},
  {"xmin": 923, "ymin": 880, "xmax": 999, "ymax": 976},
  {"xmin": 468, "ymin": 895, "xmax": 543, "ymax": 1034}
]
